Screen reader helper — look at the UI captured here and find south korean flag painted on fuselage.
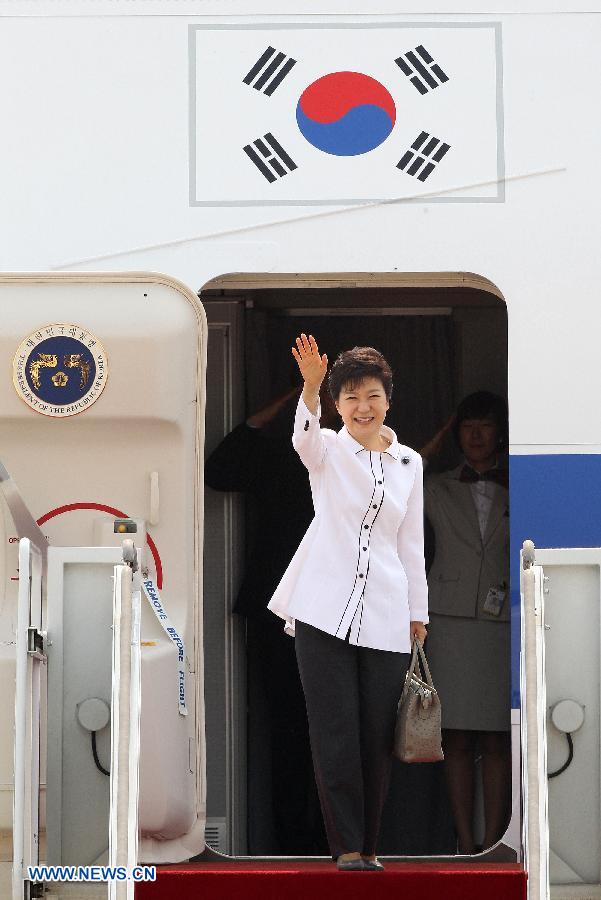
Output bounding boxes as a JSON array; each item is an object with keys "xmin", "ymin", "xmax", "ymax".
[{"xmin": 190, "ymin": 23, "xmax": 502, "ymax": 206}]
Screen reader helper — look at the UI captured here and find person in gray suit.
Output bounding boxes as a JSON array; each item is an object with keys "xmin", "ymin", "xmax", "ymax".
[{"xmin": 420, "ymin": 391, "xmax": 510, "ymax": 855}]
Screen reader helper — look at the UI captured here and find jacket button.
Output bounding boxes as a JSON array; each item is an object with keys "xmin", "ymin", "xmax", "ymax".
[
  {"xmin": 402, "ymin": 456, "xmax": 410, "ymax": 464},
  {"xmin": 362, "ymin": 546, "xmax": 367, "ymax": 551},
  {"xmin": 378, "ymin": 480, "xmax": 382, "ymax": 484},
  {"xmin": 364, "ymin": 524, "xmax": 369, "ymax": 530},
  {"xmin": 359, "ymin": 573, "xmax": 364, "ymax": 578},
  {"xmin": 372, "ymin": 504, "xmax": 377, "ymax": 509}
]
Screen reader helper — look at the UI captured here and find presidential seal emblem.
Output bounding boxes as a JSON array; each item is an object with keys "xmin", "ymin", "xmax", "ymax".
[{"xmin": 13, "ymin": 324, "xmax": 107, "ymax": 417}]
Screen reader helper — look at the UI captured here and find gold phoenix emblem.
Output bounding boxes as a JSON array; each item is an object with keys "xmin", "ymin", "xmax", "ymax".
[
  {"xmin": 29, "ymin": 352, "xmax": 91, "ymax": 390},
  {"xmin": 64, "ymin": 353, "xmax": 91, "ymax": 388},
  {"xmin": 29, "ymin": 354, "xmax": 58, "ymax": 389}
]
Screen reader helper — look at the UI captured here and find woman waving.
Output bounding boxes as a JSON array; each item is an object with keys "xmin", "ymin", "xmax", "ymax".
[{"xmin": 269, "ymin": 334, "xmax": 429, "ymax": 870}]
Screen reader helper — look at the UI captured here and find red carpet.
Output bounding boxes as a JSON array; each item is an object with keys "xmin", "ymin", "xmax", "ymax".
[{"xmin": 136, "ymin": 860, "xmax": 527, "ymax": 900}]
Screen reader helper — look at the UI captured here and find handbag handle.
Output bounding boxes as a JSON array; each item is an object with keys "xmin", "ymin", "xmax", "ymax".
[{"xmin": 406, "ymin": 639, "xmax": 436, "ymax": 689}]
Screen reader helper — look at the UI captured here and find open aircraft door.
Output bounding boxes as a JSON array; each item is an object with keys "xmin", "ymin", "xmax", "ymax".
[{"xmin": 0, "ymin": 274, "xmax": 208, "ymax": 894}]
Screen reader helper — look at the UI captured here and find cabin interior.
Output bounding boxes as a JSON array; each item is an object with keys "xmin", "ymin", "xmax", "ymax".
[{"xmin": 200, "ymin": 273, "xmax": 509, "ymax": 858}]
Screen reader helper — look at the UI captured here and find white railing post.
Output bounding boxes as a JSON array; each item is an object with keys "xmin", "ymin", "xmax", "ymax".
[
  {"xmin": 13, "ymin": 539, "xmax": 44, "ymax": 900},
  {"xmin": 108, "ymin": 545, "xmax": 141, "ymax": 900},
  {"xmin": 520, "ymin": 539, "xmax": 550, "ymax": 900},
  {"xmin": 12, "ymin": 540, "xmax": 31, "ymax": 900}
]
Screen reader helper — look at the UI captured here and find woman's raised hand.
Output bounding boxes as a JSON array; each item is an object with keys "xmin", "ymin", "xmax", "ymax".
[{"xmin": 291, "ymin": 334, "xmax": 328, "ymax": 390}]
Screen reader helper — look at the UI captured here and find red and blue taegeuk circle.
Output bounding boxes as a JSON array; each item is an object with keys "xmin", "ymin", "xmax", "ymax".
[{"xmin": 296, "ymin": 71, "xmax": 396, "ymax": 156}]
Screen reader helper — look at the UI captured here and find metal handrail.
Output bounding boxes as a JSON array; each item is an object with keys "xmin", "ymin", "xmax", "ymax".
[
  {"xmin": 12, "ymin": 538, "xmax": 44, "ymax": 900},
  {"xmin": 521, "ymin": 540, "xmax": 550, "ymax": 900},
  {"xmin": 108, "ymin": 547, "xmax": 142, "ymax": 900}
]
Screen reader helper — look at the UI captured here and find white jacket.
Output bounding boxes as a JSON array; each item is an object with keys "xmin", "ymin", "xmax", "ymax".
[{"xmin": 268, "ymin": 395, "xmax": 429, "ymax": 652}]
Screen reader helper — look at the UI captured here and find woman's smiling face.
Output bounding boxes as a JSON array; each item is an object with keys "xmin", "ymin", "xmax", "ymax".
[{"xmin": 335, "ymin": 377, "xmax": 390, "ymax": 444}]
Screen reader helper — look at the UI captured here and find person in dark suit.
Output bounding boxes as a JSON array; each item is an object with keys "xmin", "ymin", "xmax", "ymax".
[
  {"xmin": 205, "ymin": 385, "xmax": 336, "ymax": 855},
  {"xmin": 420, "ymin": 391, "xmax": 511, "ymax": 854}
]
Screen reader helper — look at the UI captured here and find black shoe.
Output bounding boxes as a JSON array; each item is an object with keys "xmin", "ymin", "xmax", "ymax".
[
  {"xmin": 336, "ymin": 857, "xmax": 367, "ymax": 871},
  {"xmin": 362, "ymin": 858, "xmax": 385, "ymax": 871}
]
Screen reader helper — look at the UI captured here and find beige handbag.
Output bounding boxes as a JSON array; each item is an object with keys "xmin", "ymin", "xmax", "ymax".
[{"xmin": 393, "ymin": 640, "xmax": 444, "ymax": 763}]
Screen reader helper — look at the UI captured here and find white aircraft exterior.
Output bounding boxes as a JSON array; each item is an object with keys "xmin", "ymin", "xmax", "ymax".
[{"xmin": 0, "ymin": 2, "xmax": 599, "ymax": 898}]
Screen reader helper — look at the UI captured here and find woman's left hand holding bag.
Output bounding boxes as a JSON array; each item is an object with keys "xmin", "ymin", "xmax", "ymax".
[{"xmin": 410, "ymin": 621, "xmax": 428, "ymax": 644}]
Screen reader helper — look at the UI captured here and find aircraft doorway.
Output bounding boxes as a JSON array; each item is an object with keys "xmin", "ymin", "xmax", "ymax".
[{"xmin": 200, "ymin": 273, "xmax": 509, "ymax": 859}]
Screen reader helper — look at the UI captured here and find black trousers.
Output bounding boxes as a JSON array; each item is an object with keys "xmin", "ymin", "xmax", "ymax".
[{"xmin": 294, "ymin": 620, "xmax": 410, "ymax": 859}]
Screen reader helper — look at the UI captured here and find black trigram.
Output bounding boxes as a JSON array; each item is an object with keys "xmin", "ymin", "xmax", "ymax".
[
  {"xmin": 395, "ymin": 45, "xmax": 449, "ymax": 95},
  {"xmin": 243, "ymin": 47, "xmax": 297, "ymax": 96},
  {"xmin": 397, "ymin": 132, "xmax": 450, "ymax": 182},
  {"xmin": 243, "ymin": 133, "xmax": 297, "ymax": 183}
]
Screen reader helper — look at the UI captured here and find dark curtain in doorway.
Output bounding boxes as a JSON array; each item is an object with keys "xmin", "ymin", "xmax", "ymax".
[
  {"xmin": 243, "ymin": 309, "xmax": 457, "ymax": 855},
  {"xmin": 246, "ymin": 312, "xmax": 456, "ymax": 456}
]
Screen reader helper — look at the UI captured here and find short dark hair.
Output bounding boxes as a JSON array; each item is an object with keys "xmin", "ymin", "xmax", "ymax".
[
  {"xmin": 328, "ymin": 347, "xmax": 393, "ymax": 403},
  {"xmin": 452, "ymin": 391, "xmax": 508, "ymax": 450}
]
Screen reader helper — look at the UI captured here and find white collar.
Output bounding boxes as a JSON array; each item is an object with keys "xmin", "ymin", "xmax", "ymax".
[{"xmin": 338, "ymin": 423, "xmax": 401, "ymax": 459}]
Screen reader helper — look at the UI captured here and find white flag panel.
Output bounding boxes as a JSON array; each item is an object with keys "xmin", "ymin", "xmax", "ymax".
[{"xmin": 190, "ymin": 24, "xmax": 502, "ymax": 206}]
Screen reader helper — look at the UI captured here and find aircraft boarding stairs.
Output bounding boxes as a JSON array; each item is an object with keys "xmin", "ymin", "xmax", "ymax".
[
  {"xmin": 5, "ymin": 458, "xmax": 584, "ymax": 900},
  {"xmin": 13, "ymin": 522, "xmax": 571, "ymax": 899}
]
